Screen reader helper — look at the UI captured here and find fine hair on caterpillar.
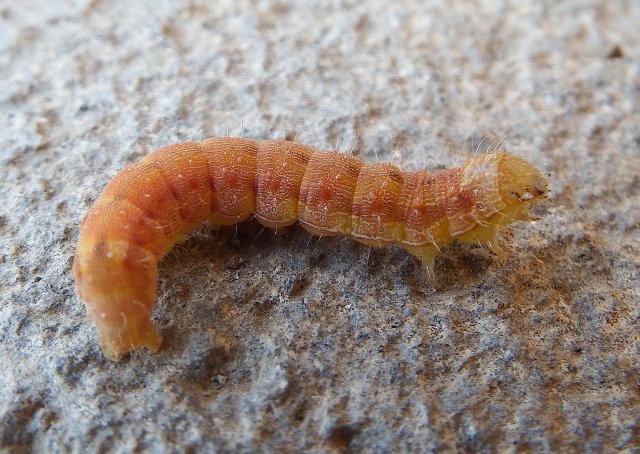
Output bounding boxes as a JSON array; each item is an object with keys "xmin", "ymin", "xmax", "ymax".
[{"xmin": 73, "ymin": 137, "xmax": 549, "ymax": 360}]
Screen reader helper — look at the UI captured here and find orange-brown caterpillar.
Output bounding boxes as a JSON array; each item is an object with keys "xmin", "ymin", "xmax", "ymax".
[{"xmin": 73, "ymin": 138, "xmax": 548, "ymax": 360}]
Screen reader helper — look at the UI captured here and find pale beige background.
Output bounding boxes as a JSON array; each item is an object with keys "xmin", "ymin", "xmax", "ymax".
[{"xmin": 1, "ymin": 0, "xmax": 639, "ymax": 452}]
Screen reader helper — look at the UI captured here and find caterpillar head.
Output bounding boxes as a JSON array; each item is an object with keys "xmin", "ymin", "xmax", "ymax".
[
  {"xmin": 496, "ymin": 153, "xmax": 549, "ymax": 221},
  {"xmin": 455, "ymin": 151, "xmax": 548, "ymax": 249}
]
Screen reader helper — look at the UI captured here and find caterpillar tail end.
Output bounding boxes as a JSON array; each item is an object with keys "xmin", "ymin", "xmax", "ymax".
[
  {"xmin": 96, "ymin": 319, "xmax": 162, "ymax": 361},
  {"xmin": 73, "ymin": 240, "xmax": 163, "ymax": 361},
  {"xmin": 82, "ymin": 288, "xmax": 164, "ymax": 361}
]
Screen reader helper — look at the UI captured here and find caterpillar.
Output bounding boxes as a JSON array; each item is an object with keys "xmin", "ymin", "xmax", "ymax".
[{"xmin": 73, "ymin": 137, "xmax": 548, "ymax": 360}]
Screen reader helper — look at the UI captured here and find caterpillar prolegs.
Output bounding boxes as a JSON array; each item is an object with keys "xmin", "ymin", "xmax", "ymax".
[{"xmin": 73, "ymin": 137, "xmax": 549, "ymax": 360}]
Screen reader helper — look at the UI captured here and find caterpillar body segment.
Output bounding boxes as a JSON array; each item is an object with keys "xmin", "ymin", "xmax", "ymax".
[{"xmin": 73, "ymin": 137, "xmax": 548, "ymax": 359}]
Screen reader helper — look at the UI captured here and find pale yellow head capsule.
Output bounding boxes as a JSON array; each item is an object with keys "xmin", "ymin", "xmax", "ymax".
[
  {"xmin": 455, "ymin": 151, "xmax": 549, "ymax": 250},
  {"xmin": 497, "ymin": 154, "xmax": 549, "ymax": 222}
]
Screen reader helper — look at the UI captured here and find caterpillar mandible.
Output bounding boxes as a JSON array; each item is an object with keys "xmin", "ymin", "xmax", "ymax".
[{"xmin": 73, "ymin": 137, "xmax": 549, "ymax": 360}]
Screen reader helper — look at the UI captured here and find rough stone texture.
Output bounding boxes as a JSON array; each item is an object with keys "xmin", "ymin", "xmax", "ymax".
[{"xmin": 1, "ymin": 0, "xmax": 639, "ymax": 452}]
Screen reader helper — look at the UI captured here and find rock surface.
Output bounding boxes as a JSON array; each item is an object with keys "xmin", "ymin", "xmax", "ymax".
[{"xmin": 1, "ymin": 0, "xmax": 639, "ymax": 452}]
